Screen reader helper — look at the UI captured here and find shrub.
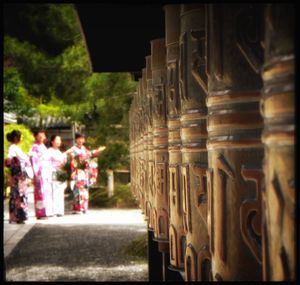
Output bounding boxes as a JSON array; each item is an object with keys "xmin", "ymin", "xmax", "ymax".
[
  {"xmin": 97, "ymin": 142, "xmax": 129, "ymax": 183},
  {"xmin": 88, "ymin": 183, "xmax": 138, "ymax": 209},
  {"xmin": 89, "ymin": 185, "xmax": 110, "ymax": 208},
  {"xmin": 4, "ymin": 123, "xmax": 34, "ymax": 159},
  {"xmin": 109, "ymin": 184, "xmax": 138, "ymax": 208},
  {"xmin": 122, "ymin": 234, "xmax": 147, "ymax": 261}
]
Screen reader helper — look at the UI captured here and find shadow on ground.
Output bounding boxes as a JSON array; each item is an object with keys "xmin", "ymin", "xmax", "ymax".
[{"xmin": 5, "ymin": 222, "xmax": 148, "ymax": 281}]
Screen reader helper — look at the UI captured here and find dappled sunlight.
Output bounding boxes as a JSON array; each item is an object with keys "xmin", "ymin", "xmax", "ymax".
[
  {"xmin": 6, "ymin": 264, "xmax": 148, "ymax": 282},
  {"xmin": 21, "ymin": 209, "xmax": 147, "ymax": 226}
]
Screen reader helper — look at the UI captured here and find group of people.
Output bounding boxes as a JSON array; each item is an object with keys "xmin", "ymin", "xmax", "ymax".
[{"xmin": 5, "ymin": 129, "xmax": 106, "ymax": 224}]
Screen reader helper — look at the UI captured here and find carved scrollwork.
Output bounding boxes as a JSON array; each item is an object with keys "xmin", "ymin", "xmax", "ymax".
[
  {"xmin": 216, "ymin": 154, "xmax": 235, "ymax": 262},
  {"xmin": 153, "ymin": 85, "xmax": 166, "ymax": 122},
  {"xmin": 167, "ymin": 60, "xmax": 180, "ymax": 115},
  {"xmin": 198, "ymin": 245, "xmax": 212, "ymax": 281},
  {"xmin": 240, "ymin": 166, "xmax": 263, "ymax": 263},
  {"xmin": 191, "ymin": 29, "xmax": 208, "ymax": 94},
  {"xmin": 182, "ymin": 164, "xmax": 192, "ymax": 234},
  {"xmin": 236, "ymin": 4, "xmax": 264, "ymax": 73},
  {"xmin": 179, "ymin": 32, "xmax": 188, "ymax": 101},
  {"xmin": 185, "ymin": 243, "xmax": 198, "ymax": 281},
  {"xmin": 191, "ymin": 163, "xmax": 208, "ymax": 225},
  {"xmin": 169, "ymin": 165, "xmax": 181, "ymax": 215}
]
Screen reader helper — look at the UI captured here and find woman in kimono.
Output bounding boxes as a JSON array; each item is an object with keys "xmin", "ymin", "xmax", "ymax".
[
  {"xmin": 29, "ymin": 129, "xmax": 53, "ymax": 219},
  {"xmin": 48, "ymin": 135, "xmax": 67, "ymax": 217},
  {"xmin": 66, "ymin": 133, "xmax": 106, "ymax": 214},
  {"xmin": 5, "ymin": 130, "xmax": 31, "ymax": 224}
]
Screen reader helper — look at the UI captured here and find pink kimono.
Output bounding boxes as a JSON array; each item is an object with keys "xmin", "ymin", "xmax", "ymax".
[{"xmin": 29, "ymin": 143, "xmax": 53, "ymax": 218}]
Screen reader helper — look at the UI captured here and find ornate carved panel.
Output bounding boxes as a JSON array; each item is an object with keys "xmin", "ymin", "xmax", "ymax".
[
  {"xmin": 235, "ymin": 4, "xmax": 264, "ymax": 74},
  {"xmin": 206, "ymin": 168, "xmax": 214, "ymax": 254},
  {"xmin": 216, "ymin": 154, "xmax": 235, "ymax": 263},
  {"xmin": 169, "ymin": 225, "xmax": 178, "ymax": 264},
  {"xmin": 181, "ymin": 164, "xmax": 192, "ymax": 234},
  {"xmin": 156, "ymin": 162, "xmax": 167, "ymax": 200},
  {"xmin": 185, "ymin": 244, "xmax": 197, "ymax": 281},
  {"xmin": 179, "ymin": 32, "xmax": 188, "ymax": 102},
  {"xmin": 191, "ymin": 163, "xmax": 208, "ymax": 225},
  {"xmin": 169, "ymin": 165, "xmax": 181, "ymax": 215},
  {"xmin": 198, "ymin": 245, "xmax": 212, "ymax": 281},
  {"xmin": 240, "ymin": 166, "xmax": 263, "ymax": 263},
  {"xmin": 191, "ymin": 29, "xmax": 207, "ymax": 94}
]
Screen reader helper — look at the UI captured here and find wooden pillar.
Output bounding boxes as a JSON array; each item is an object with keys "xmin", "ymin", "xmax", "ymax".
[
  {"xmin": 148, "ymin": 229, "xmax": 163, "ymax": 281},
  {"xmin": 179, "ymin": 4, "xmax": 211, "ymax": 281},
  {"xmin": 130, "ymin": 91, "xmax": 138, "ymax": 201},
  {"xmin": 261, "ymin": 3, "xmax": 295, "ymax": 281},
  {"xmin": 145, "ymin": 55, "xmax": 155, "ymax": 231},
  {"xmin": 151, "ymin": 38, "xmax": 169, "ymax": 250},
  {"xmin": 206, "ymin": 3, "xmax": 264, "ymax": 281},
  {"xmin": 164, "ymin": 4, "xmax": 185, "ymax": 275},
  {"xmin": 141, "ymin": 67, "xmax": 150, "ymax": 223}
]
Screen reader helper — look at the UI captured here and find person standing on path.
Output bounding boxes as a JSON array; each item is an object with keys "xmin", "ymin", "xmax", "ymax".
[
  {"xmin": 48, "ymin": 135, "xmax": 67, "ymax": 217},
  {"xmin": 5, "ymin": 130, "xmax": 32, "ymax": 224},
  {"xmin": 29, "ymin": 129, "xmax": 53, "ymax": 219},
  {"xmin": 66, "ymin": 133, "xmax": 106, "ymax": 214}
]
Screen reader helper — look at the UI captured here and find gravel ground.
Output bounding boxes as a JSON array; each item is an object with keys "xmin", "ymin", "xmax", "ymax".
[{"xmin": 5, "ymin": 211, "xmax": 148, "ymax": 281}]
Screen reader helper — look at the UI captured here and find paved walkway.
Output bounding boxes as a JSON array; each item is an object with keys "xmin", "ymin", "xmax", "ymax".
[
  {"xmin": 3, "ymin": 186, "xmax": 148, "ymax": 281},
  {"xmin": 4, "ymin": 186, "xmax": 36, "ymax": 258}
]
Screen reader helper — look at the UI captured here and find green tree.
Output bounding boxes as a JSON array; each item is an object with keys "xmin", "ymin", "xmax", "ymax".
[
  {"xmin": 3, "ymin": 67, "xmax": 37, "ymax": 116},
  {"xmin": 4, "ymin": 3, "xmax": 137, "ymax": 184},
  {"xmin": 4, "ymin": 3, "xmax": 80, "ymax": 56}
]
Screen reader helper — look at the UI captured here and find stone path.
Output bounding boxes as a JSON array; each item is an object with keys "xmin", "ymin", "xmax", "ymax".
[{"xmin": 3, "ymin": 186, "xmax": 148, "ymax": 281}]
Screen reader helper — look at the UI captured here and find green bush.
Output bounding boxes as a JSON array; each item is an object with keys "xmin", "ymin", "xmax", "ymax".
[
  {"xmin": 3, "ymin": 123, "xmax": 34, "ymax": 197},
  {"xmin": 109, "ymin": 184, "xmax": 138, "ymax": 208},
  {"xmin": 89, "ymin": 185, "xmax": 110, "ymax": 208},
  {"xmin": 4, "ymin": 123, "xmax": 34, "ymax": 159},
  {"xmin": 122, "ymin": 234, "xmax": 147, "ymax": 261},
  {"xmin": 88, "ymin": 183, "xmax": 138, "ymax": 209},
  {"xmin": 97, "ymin": 142, "xmax": 129, "ymax": 183}
]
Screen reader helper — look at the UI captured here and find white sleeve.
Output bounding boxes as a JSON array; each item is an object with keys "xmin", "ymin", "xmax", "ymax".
[
  {"xmin": 8, "ymin": 145, "xmax": 28, "ymax": 161},
  {"xmin": 15, "ymin": 146, "xmax": 28, "ymax": 161}
]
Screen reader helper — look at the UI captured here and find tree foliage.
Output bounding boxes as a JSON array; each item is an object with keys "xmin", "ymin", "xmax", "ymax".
[
  {"xmin": 4, "ymin": 3, "xmax": 80, "ymax": 56},
  {"xmin": 4, "ymin": 3, "xmax": 137, "ymax": 178}
]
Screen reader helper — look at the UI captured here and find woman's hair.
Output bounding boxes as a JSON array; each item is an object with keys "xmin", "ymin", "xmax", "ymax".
[
  {"xmin": 50, "ymin": 134, "xmax": 60, "ymax": 147},
  {"xmin": 75, "ymin": 132, "xmax": 85, "ymax": 140},
  {"xmin": 33, "ymin": 129, "xmax": 46, "ymax": 137},
  {"xmin": 6, "ymin": 130, "xmax": 22, "ymax": 143}
]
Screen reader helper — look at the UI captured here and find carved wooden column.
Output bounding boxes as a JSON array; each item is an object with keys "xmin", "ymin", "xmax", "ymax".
[
  {"xmin": 137, "ymin": 78, "xmax": 145, "ymax": 212},
  {"xmin": 142, "ymin": 67, "xmax": 150, "ymax": 223},
  {"xmin": 146, "ymin": 55, "xmax": 155, "ymax": 232},
  {"xmin": 179, "ymin": 4, "xmax": 211, "ymax": 281},
  {"xmin": 129, "ymin": 98, "xmax": 135, "ymax": 198},
  {"xmin": 261, "ymin": 4, "xmax": 295, "ymax": 281},
  {"xmin": 164, "ymin": 4, "xmax": 185, "ymax": 274},
  {"xmin": 151, "ymin": 38, "xmax": 169, "ymax": 253},
  {"xmin": 206, "ymin": 4, "xmax": 264, "ymax": 281},
  {"xmin": 130, "ymin": 89, "xmax": 139, "ymax": 201}
]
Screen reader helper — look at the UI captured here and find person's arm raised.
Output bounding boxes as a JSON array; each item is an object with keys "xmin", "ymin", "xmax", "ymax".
[{"xmin": 91, "ymin": 146, "xmax": 106, "ymax": 157}]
